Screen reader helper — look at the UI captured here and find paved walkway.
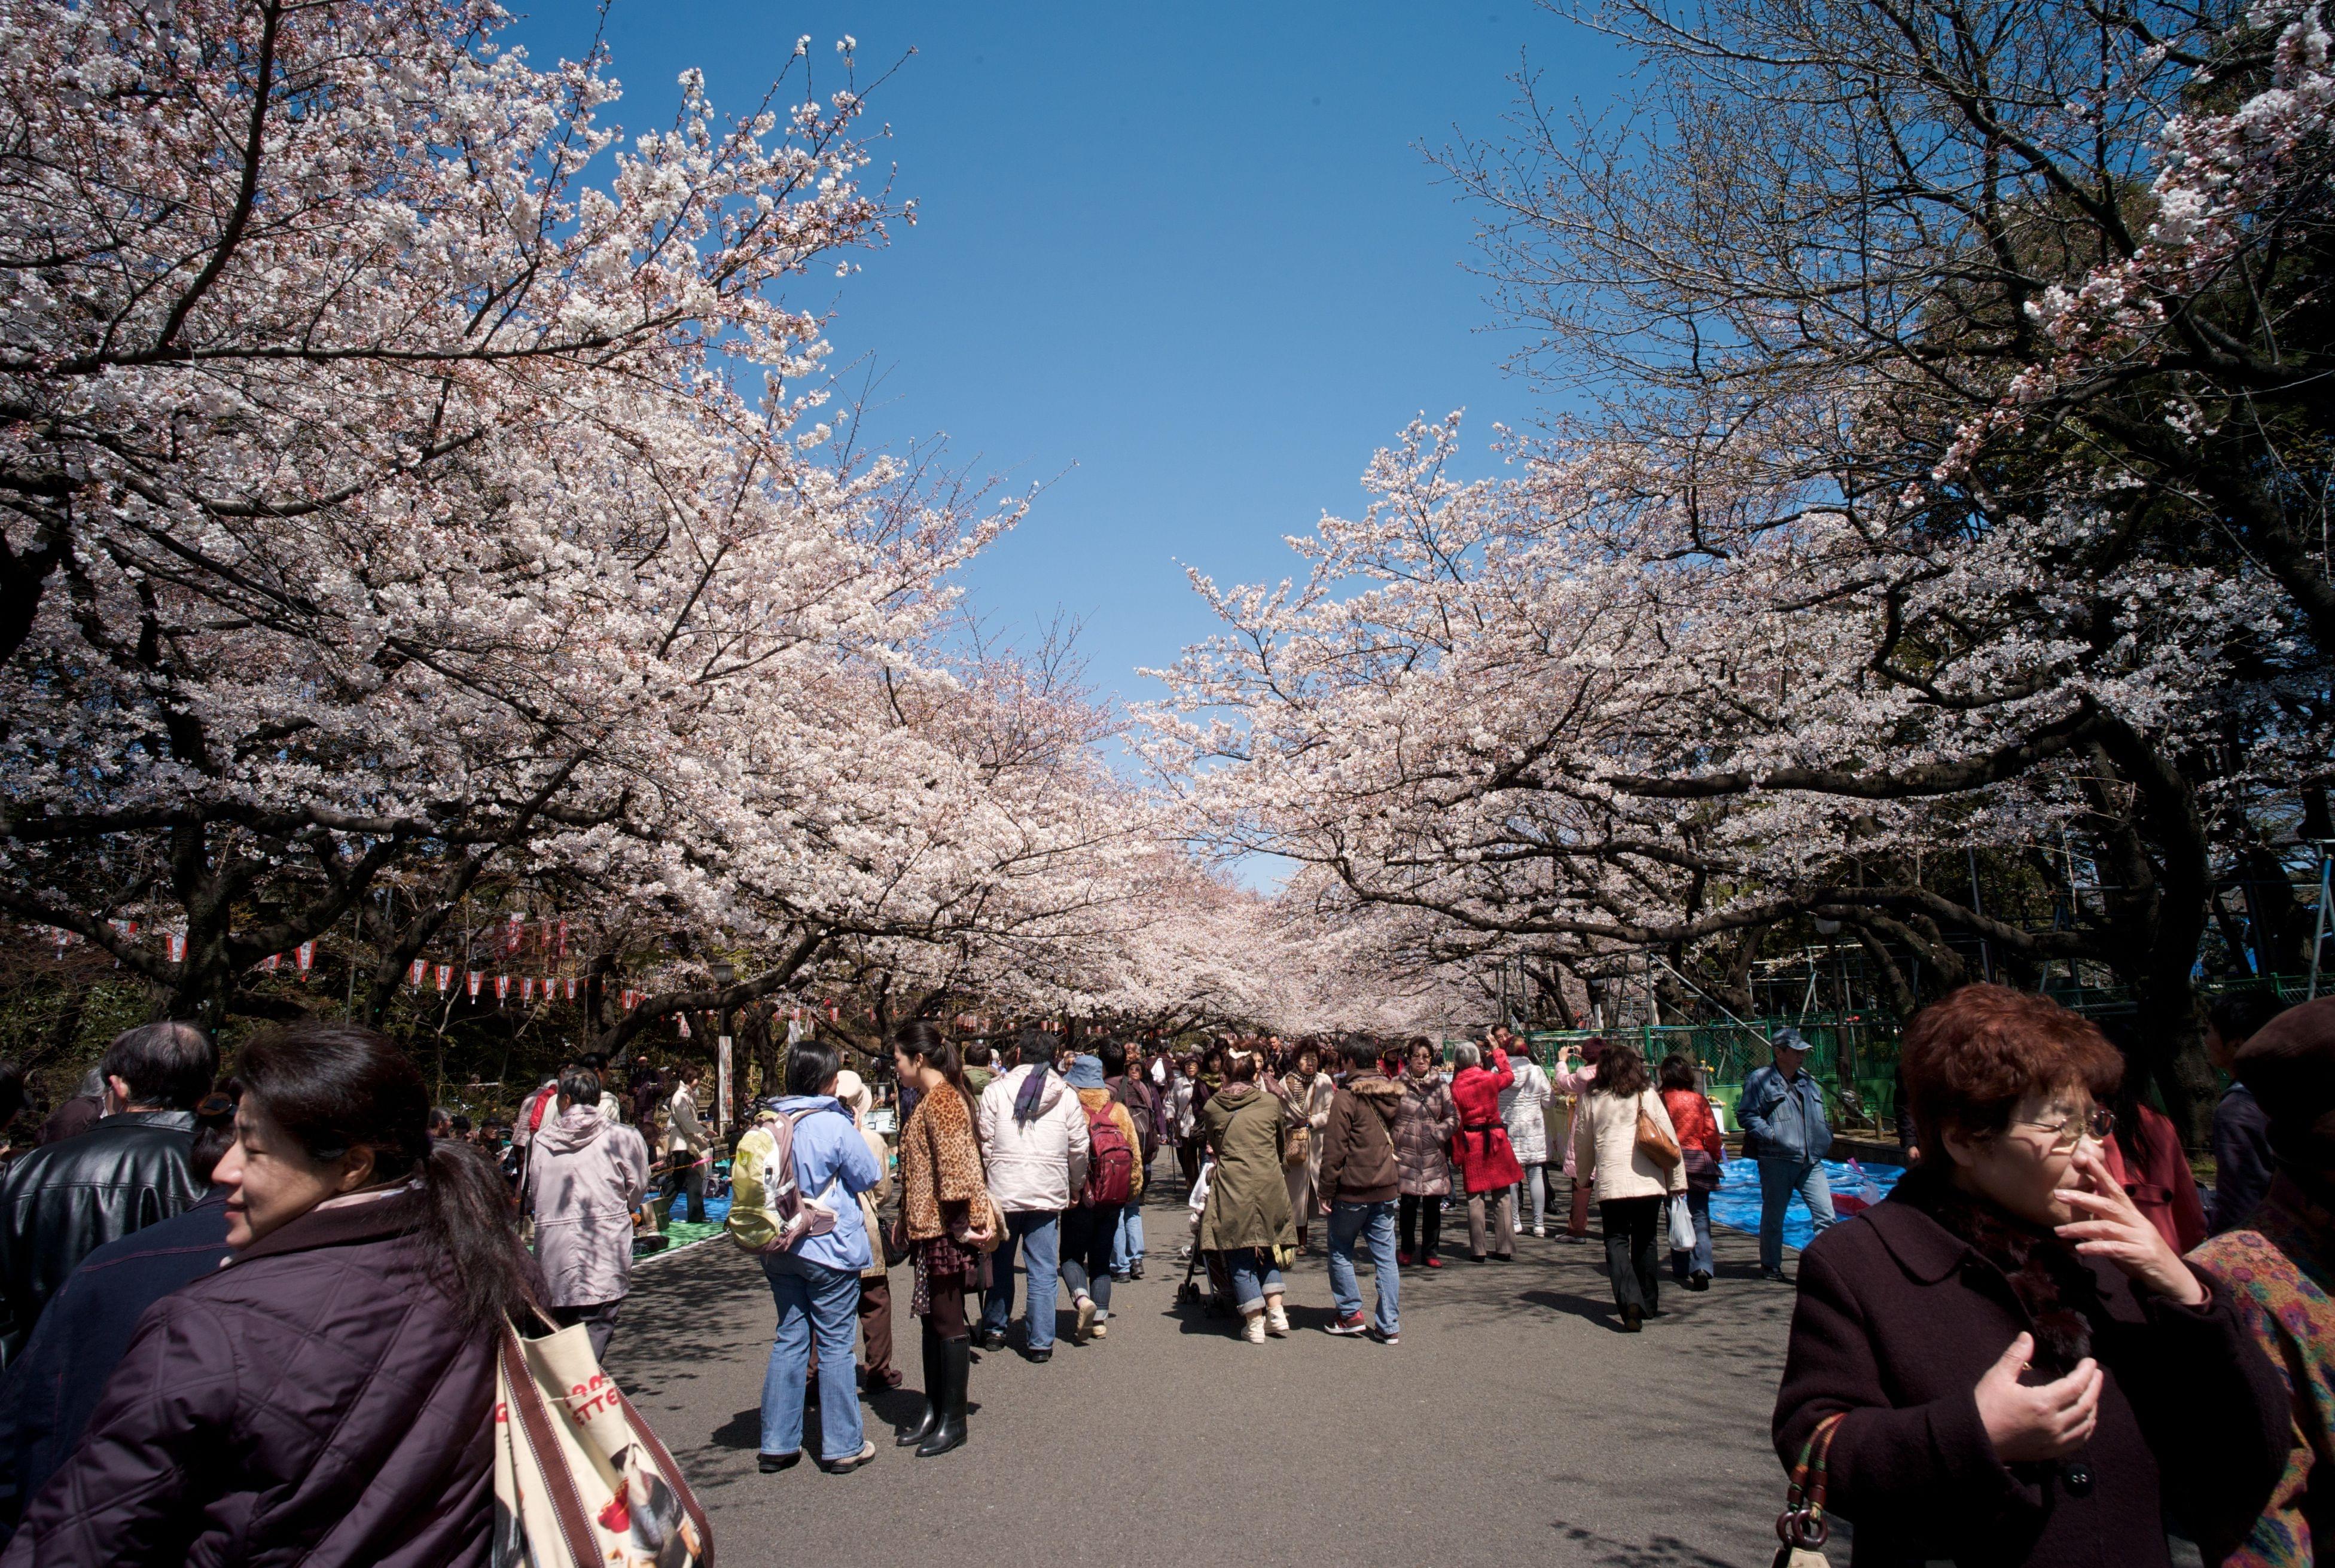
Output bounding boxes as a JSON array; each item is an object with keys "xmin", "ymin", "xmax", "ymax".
[{"xmin": 611, "ymin": 1189, "xmax": 1804, "ymax": 1568}]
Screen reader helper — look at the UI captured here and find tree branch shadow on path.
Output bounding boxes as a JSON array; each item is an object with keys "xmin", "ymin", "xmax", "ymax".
[{"xmin": 1546, "ymin": 1521, "xmax": 1748, "ymax": 1567}]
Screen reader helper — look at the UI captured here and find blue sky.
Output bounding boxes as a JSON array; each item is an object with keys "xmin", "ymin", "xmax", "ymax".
[{"xmin": 507, "ymin": 2, "xmax": 1619, "ymax": 720}]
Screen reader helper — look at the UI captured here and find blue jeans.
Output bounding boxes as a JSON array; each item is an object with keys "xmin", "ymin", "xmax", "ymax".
[
  {"xmin": 1224, "ymin": 1248, "xmax": 1284, "ymax": 1308},
  {"xmin": 1110, "ymin": 1198, "xmax": 1145, "ymax": 1272},
  {"xmin": 980, "ymin": 1209, "xmax": 1062, "ymax": 1350},
  {"xmin": 1325, "ymin": 1200, "xmax": 1398, "ymax": 1334},
  {"xmin": 758, "ymin": 1255, "xmax": 864, "ymax": 1460},
  {"xmin": 1757, "ymin": 1157, "xmax": 1836, "ymax": 1273},
  {"xmin": 1671, "ymin": 1186, "xmax": 1714, "ymax": 1280}
]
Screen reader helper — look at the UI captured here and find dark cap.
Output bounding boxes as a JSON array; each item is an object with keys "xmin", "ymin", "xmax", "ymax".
[{"xmin": 2233, "ymin": 996, "xmax": 2335, "ymax": 1172}]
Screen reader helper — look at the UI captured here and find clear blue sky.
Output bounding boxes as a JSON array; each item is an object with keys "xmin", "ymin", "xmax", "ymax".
[{"xmin": 507, "ymin": 2, "xmax": 1618, "ymax": 720}]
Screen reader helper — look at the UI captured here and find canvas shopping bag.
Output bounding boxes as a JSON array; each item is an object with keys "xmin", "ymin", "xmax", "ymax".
[{"xmin": 492, "ymin": 1315, "xmax": 714, "ymax": 1568}]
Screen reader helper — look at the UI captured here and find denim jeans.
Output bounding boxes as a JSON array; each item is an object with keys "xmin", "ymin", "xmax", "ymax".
[
  {"xmin": 1057, "ymin": 1204, "xmax": 1115, "ymax": 1320},
  {"xmin": 1671, "ymin": 1186, "xmax": 1714, "ymax": 1280},
  {"xmin": 980, "ymin": 1209, "xmax": 1062, "ymax": 1350},
  {"xmin": 1757, "ymin": 1157, "xmax": 1836, "ymax": 1273},
  {"xmin": 1224, "ymin": 1248, "xmax": 1284, "ymax": 1308},
  {"xmin": 1109, "ymin": 1197, "xmax": 1145, "ymax": 1272},
  {"xmin": 1325, "ymin": 1200, "xmax": 1398, "ymax": 1335},
  {"xmin": 758, "ymin": 1255, "xmax": 864, "ymax": 1460}
]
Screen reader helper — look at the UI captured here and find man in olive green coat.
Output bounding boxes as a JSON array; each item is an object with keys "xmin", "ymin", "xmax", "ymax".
[{"xmin": 1197, "ymin": 1053, "xmax": 1297, "ymax": 1342}]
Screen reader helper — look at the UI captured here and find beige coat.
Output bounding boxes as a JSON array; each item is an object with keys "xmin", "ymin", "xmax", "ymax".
[{"xmin": 1575, "ymin": 1087, "xmax": 1687, "ymax": 1203}]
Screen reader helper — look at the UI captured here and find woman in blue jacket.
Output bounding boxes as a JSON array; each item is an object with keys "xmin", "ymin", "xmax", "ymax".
[{"xmin": 756, "ymin": 1041, "xmax": 884, "ymax": 1476}]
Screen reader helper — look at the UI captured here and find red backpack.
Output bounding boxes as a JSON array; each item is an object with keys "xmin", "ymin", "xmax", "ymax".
[{"xmin": 1082, "ymin": 1102, "xmax": 1136, "ymax": 1208}]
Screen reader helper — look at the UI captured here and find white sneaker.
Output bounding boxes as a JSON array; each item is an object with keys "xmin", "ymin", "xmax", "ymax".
[
  {"xmin": 1512, "ymin": 1217, "xmax": 1523, "ymax": 1233},
  {"xmin": 1074, "ymin": 1294, "xmax": 1097, "ymax": 1342},
  {"xmin": 1532, "ymin": 1224, "xmax": 1547, "ymax": 1237},
  {"xmin": 1264, "ymin": 1296, "xmax": 1290, "ymax": 1337},
  {"xmin": 1241, "ymin": 1310, "xmax": 1266, "ymax": 1344}
]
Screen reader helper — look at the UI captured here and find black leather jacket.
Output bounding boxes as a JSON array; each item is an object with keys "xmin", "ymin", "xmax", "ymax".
[{"xmin": 0, "ymin": 1111, "xmax": 202, "ymax": 1356}]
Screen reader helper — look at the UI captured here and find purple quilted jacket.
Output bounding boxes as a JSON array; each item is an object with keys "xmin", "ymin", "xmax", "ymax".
[{"xmin": 2, "ymin": 1189, "xmax": 496, "ymax": 1567}]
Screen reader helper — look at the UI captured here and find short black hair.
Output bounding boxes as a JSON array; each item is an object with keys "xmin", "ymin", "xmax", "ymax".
[
  {"xmin": 100, "ymin": 1021, "xmax": 217, "ymax": 1112},
  {"xmin": 964, "ymin": 1040, "xmax": 993, "ymax": 1066},
  {"xmin": 787, "ymin": 1041, "xmax": 842, "ymax": 1097},
  {"xmin": 1098, "ymin": 1040, "xmax": 1128, "ymax": 1076},
  {"xmin": 1012, "ymin": 1029, "xmax": 1051, "ymax": 1067},
  {"xmin": 1342, "ymin": 1037, "xmax": 1379, "ymax": 1070},
  {"xmin": 557, "ymin": 1066, "xmax": 602, "ymax": 1105},
  {"xmin": 2208, "ymin": 990, "xmax": 2284, "ymax": 1047}
]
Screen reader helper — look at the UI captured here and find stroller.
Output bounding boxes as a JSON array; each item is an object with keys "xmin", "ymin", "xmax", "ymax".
[{"xmin": 1173, "ymin": 1157, "xmax": 1235, "ymax": 1317}]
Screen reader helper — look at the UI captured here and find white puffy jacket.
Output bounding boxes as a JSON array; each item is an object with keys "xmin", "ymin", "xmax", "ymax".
[{"xmin": 977, "ymin": 1064, "xmax": 1092, "ymax": 1213}]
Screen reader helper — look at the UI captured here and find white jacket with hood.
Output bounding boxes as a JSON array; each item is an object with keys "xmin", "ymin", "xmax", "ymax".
[
  {"xmin": 526, "ymin": 1104, "xmax": 652, "ymax": 1308},
  {"xmin": 977, "ymin": 1063, "xmax": 1091, "ymax": 1213}
]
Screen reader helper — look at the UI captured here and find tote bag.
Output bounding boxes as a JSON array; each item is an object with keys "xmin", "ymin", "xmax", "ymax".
[{"xmin": 492, "ymin": 1315, "xmax": 714, "ymax": 1568}]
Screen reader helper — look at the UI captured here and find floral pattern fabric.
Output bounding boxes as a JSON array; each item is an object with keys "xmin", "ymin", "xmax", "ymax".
[{"xmin": 2188, "ymin": 1175, "xmax": 2335, "ymax": 1566}]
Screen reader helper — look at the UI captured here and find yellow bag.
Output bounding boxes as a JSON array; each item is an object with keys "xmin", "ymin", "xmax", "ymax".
[{"xmin": 492, "ymin": 1317, "xmax": 711, "ymax": 1568}]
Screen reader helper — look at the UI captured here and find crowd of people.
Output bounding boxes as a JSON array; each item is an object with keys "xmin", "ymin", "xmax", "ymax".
[{"xmin": 0, "ymin": 986, "xmax": 2321, "ymax": 1564}]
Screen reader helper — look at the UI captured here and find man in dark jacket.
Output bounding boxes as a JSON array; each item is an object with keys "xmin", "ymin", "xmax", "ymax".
[
  {"xmin": 0, "ymin": 1094, "xmax": 234, "ymax": 1537},
  {"xmin": 0, "ymin": 1022, "xmax": 215, "ymax": 1355},
  {"xmin": 1317, "ymin": 1038, "xmax": 1403, "ymax": 1344},
  {"xmin": 2205, "ymin": 990, "xmax": 2284, "ymax": 1235}
]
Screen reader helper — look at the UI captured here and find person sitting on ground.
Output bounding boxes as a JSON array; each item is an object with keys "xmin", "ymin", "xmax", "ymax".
[
  {"xmin": 0, "ymin": 1022, "xmax": 217, "ymax": 1354},
  {"xmin": 1317, "ymin": 1036, "xmax": 1403, "ymax": 1344},
  {"xmin": 0, "ymin": 1089, "xmax": 236, "ymax": 1537},
  {"xmin": 2207, "ymin": 990, "xmax": 2287, "ymax": 1236},
  {"xmin": 1392, "ymin": 1039, "xmax": 1456, "ymax": 1268},
  {"xmin": 2, "ymin": 1020, "xmax": 541, "ymax": 1566},
  {"xmin": 2187, "ymin": 994, "xmax": 2335, "ymax": 1565},
  {"xmin": 1449, "ymin": 1039, "xmax": 1525, "ymax": 1264},
  {"xmin": 1773, "ymin": 984, "xmax": 2288, "ymax": 1568},
  {"xmin": 523, "ymin": 1065, "xmax": 650, "ymax": 1360},
  {"xmin": 1060, "ymin": 1054, "xmax": 1142, "ymax": 1344},
  {"xmin": 1198, "ymin": 1050, "xmax": 1297, "ymax": 1344}
]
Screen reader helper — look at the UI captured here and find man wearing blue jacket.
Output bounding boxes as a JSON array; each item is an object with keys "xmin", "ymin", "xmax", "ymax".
[{"xmin": 1738, "ymin": 1027, "xmax": 1834, "ymax": 1282}]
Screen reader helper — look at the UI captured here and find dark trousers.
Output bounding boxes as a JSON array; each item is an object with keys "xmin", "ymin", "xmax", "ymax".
[
  {"xmin": 1397, "ymin": 1193, "xmax": 1444, "ymax": 1260},
  {"xmin": 664, "ymin": 1156, "xmax": 706, "ymax": 1224},
  {"xmin": 1599, "ymin": 1197, "xmax": 1663, "ymax": 1316},
  {"xmin": 859, "ymin": 1275, "xmax": 895, "ymax": 1386},
  {"xmin": 549, "ymin": 1299, "xmax": 621, "ymax": 1361},
  {"xmin": 923, "ymin": 1276, "xmax": 969, "ymax": 1341},
  {"xmin": 1178, "ymin": 1136, "xmax": 1204, "ymax": 1192}
]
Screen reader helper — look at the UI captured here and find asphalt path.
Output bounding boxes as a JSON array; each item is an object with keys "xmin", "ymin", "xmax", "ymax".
[{"xmin": 611, "ymin": 1186, "xmax": 1805, "ymax": 1568}]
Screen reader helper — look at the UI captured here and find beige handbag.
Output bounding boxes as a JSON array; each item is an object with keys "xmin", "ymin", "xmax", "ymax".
[{"xmin": 492, "ymin": 1314, "xmax": 712, "ymax": 1567}]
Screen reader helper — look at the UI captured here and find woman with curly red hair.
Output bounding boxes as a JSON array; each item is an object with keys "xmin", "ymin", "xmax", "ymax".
[{"xmin": 1771, "ymin": 984, "xmax": 2287, "ymax": 1567}]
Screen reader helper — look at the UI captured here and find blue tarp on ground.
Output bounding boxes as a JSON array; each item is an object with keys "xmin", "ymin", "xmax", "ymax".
[{"xmin": 1708, "ymin": 1155, "xmax": 1903, "ymax": 1252}]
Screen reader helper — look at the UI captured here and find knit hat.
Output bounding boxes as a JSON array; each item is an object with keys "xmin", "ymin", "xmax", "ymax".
[
  {"xmin": 2233, "ymin": 995, "xmax": 2335, "ymax": 1173},
  {"xmin": 1065, "ymin": 1054, "xmax": 1106, "ymax": 1090}
]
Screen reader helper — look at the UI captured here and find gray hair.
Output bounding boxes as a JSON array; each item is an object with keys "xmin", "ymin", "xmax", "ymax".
[{"xmin": 1453, "ymin": 1041, "xmax": 1483, "ymax": 1070}]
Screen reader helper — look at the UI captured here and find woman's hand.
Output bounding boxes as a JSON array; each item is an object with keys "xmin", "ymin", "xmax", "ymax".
[
  {"xmin": 2053, "ymin": 1145, "xmax": 2207, "ymax": 1305},
  {"xmin": 1974, "ymin": 1332, "xmax": 2102, "ymax": 1463}
]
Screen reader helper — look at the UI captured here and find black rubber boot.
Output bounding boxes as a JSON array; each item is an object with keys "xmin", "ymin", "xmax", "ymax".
[
  {"xmin": 894, "ymin": 1324, "xmax": 941, "ymax": 1447},
  {"xmin": 916, "ymin": 1336, "xmax": 971, "ymax": 1457}
]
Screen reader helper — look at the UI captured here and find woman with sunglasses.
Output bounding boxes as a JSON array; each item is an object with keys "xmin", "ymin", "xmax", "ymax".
[{"xmin": 1772, "ymin": 984, "xmax": 2287, "ymax": 1567}]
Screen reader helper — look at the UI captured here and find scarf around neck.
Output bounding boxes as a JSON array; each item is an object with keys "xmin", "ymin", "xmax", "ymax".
[{"xmin": 1912, "ymin": 1170, "xmax": 2102, "ymax": 1378}]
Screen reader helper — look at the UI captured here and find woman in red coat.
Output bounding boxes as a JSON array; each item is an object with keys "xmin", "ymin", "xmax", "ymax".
[
  {"xmin": 1450, "ymin": 1041, "xmax": 1525, "ymax": 1262},
  {"xmin": 1659, "ymin": 1053, "xmax": 1725, "ymax": 1291}
]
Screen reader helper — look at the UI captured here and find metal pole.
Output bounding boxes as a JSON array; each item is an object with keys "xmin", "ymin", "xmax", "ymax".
[
  {"xmin": 2309, "ymin": 852, "xmax": 2333, "ymax": 999},
  {"xmin": 1968, "ymin": 847, "xmax": 1993, "ymax": 983}
]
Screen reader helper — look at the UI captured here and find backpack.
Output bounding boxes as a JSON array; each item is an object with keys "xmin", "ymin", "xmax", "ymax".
[
  {"xmin": 1081, "ymin": 1102, "xmax": 1135, "ymax": 1208},
  {"xmin": 726, "ymin": 1108, "xmax": 841, "ymax": 1255}
]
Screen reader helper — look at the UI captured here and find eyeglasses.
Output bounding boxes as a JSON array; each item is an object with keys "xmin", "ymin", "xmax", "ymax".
[{"xmin": 2009, "ymin": 1108, "xmax": 2115, "ymax": 1151}]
